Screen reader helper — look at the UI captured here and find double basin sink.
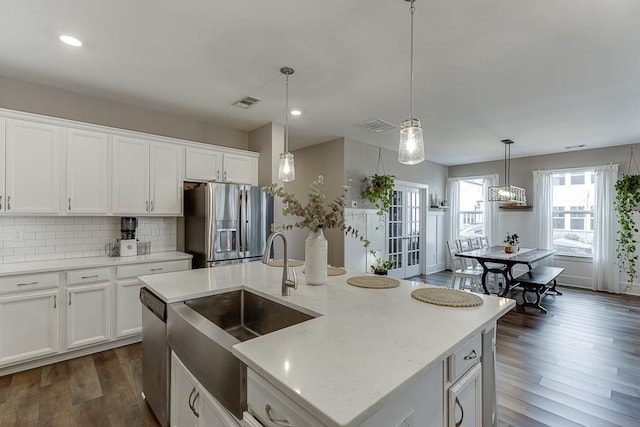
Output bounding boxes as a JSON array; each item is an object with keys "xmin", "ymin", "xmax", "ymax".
[{"xmin": 167, "ymin": 289, "xmax": 315, "ymax": 419}]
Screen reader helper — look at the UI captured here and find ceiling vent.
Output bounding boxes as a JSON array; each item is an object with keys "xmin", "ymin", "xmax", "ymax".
[
  {"xmin": 232, "ymin": 96, "xmax": 261, "ymax": 109},
  {"xmin": 357, "ymin": 118, "xmax": 397, "ymax": 133}
]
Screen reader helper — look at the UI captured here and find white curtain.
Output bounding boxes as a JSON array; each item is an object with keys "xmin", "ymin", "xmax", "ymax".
[
  {"xmin": 533, "ymin": 170, "xmax": 554, "ymax": 250},
  {"xmin": 483, "ymin": 174, "xmax": 499, "ymax": 245},
  {"xmin": 446, "ymin": 178, "xmax": 460, "ymax": 269},
  {"xmin": 593, "ymin": 164, "xmax": 619, "ymax": 293}
]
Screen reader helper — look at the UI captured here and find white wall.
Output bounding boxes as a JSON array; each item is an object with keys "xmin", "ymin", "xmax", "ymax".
[{"xmin": 0, "ymin": 216, "xmax": 176, "ymax": 264}]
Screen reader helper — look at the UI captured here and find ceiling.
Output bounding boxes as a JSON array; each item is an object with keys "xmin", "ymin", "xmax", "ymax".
[{"xmin": 1, "ymin": 0, "xmax": 640, "ymax": 166}]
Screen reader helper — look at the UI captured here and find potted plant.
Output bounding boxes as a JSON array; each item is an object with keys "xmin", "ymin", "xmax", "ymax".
[
  {"xmin": 370, "ymin": 250, "xmax": 395, "ymax": 275},
  {"xmin": 614, "ymin": 174, "xmax": 640, "ymax": 284},
  {"xmin": 504, "ymin": 232, "xmax": 520, "ymax": 253},
  {"xmin": 361, "ymin": 174, "xmax": 395, "ymax": 216}
]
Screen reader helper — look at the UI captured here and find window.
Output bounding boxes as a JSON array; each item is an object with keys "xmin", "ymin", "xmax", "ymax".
[
  {"xmin": 551, "ymin": 171, "xmax": 594, "ymax": 256},
  {"xmin": 458, "ymin": 178, "xmax": 485, "ymax": 238}
]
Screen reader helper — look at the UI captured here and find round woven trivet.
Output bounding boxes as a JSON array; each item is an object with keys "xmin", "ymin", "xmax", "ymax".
[
  {"xmin": 303, "ymin": 266, "xmax": 347, "ymax": 276},
  {"xmin": 267, "ymin": 259, "xmax": 304, "ymax": 267},
  {"xmin": 346, "ymin": 275, "xmax": 400, "ymax": 289},
  {"xmin": 411, "ymin": 288, "xmax": 483, "ymax": 307}
]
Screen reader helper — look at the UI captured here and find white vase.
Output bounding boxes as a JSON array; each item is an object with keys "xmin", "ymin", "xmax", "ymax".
[{"xmin": 305, "ymin": 229, "xmax": 328, "ymax": 285}]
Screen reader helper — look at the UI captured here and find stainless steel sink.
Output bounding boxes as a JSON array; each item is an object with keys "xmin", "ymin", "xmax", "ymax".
[{"xmin": 167, "ymin": 289, "xmax": 315, "ymax": 419}]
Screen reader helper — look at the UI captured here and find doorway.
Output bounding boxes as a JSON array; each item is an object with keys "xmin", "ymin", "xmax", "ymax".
[{"xmin": 387, "ymin": 184, "xmax": 426, "ymax": 279}]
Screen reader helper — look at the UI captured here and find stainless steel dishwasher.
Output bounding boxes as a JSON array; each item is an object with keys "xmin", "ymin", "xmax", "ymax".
[{"xmin": 140, "ymin": 287, "xmax": 170, "ymax": 427}]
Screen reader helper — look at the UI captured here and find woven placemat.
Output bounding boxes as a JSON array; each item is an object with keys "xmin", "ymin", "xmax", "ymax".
[
  {"xmin": 267, "ymin": 259, "xmax": 304, "ymax": 267},
  {"xmin": 411, "ymin": 288, "xmax": 483, "ymax": 307},
  {"xmin": 303, "ymin": 266, "xmax": 347, "ymax": 276},
  {"xmin": 346, "ymin": 275, "xmax": 400, "ymax": 289}
]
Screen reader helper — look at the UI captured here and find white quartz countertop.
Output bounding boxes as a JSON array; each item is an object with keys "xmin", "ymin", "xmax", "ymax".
[
  {"xmin": 0, "ymin": 251, "xmax": 192, "ymax": 276},
  {"xmin": 139, "ymin": 262, "xmax": 515, "ymax": 427}
]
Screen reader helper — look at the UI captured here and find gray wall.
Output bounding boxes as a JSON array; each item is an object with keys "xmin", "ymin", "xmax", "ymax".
[
  {"xmin": 0, "ymin": 74, "xmax": 248, "ymax": 149},
  {"xmin": 344, "ymin": 138, "xmax": 449, "ymax": 208},
  {"xmin": 248, "ymin": 122, "xmax": 284, "ymax": 187}
]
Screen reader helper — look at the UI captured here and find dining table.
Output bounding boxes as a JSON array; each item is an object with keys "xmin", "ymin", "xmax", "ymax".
[{"xmin": 455, "ymin": 246, "xmax": 556, "ymax": 296}]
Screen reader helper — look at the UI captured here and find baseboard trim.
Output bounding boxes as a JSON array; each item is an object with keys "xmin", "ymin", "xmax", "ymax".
[{"xmin": 0, "ymin": 334, "xmax": 141, "ymax": 376}]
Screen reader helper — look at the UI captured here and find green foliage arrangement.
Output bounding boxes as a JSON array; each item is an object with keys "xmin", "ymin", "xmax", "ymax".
[
  {"xmin": 370, "ymin": 250, "xmax": 395, "ymax": 274},
  {"xmin": 264, "ymin": 175, "xmax": 370, "ymax": 247},
  {"xmin": 361, "ymin": 174, "xmax": 395, "ymax": 216},
  {"xmin": 614, "ymin": 174, "xmax": 640, "ymax": 284}
]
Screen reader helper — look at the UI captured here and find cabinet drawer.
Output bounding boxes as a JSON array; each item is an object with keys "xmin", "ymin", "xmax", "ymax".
[
  {"xmin": 449, "ymin": 333, "xmax": 482, "ymax": 383},
  {"xmin": 247, "ymin": 369, "xmax": 324, "ymax": 427},
  {"xmin": 0, "ymin": 273, "xmax": 60, "ymax": 295},
  {"xmin": 116, "ymin": 260, "xmax": 189, "ymax": 279},
  {"xmin": 67, "ymin": 268, "xmax": 111, "ymax": 285}
]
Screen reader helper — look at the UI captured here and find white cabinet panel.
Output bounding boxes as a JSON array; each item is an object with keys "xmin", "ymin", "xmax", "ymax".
[
  {"xmin": 66, "ymin": 283, "xmax": 111, "ymax": 350},
  {"xmin": 185, "ymin": 147, "xmax": 222, "ymax": 181},
  {"xmin": 427, "ymin": 211, "xmax": 446, "ymax": 274},
  {"xmin": 66, "ymin": 128, "xmax": 110, "ymax": 214},
  {"xmin": 150, "ymin": 142, "xmax": 184, "ymax": 215},
  {"xmin": 0, "ymin": 119, "xmax": 5, "ymax": 212},
  {"xmin": 112, "ymin": 136, "xmax": 150, "ymax": 215},
  {"xmin": 222, "ymin": 153, "xmax": 256, "ymax": 185},
  {"xmin": 201, "ymin": 387, "xmax": 239, "ymax": 427},
  {"xmin": 448, "ymin": 363, "xmax": 482, "ymax": 427},
  {"xmin": 5, "ymin": 119, "xmax": 62, "ymax": 214},
  {"xmin": 0, "ymin": 290, "xmax": 59, "ymax": 365},
  {"xmin": 115, "ymin": 279, "xmax": 143, "ymax": 337},
  {"xmin": 172, "ymin": 352, "xmax": 201, "ymax": 427}
]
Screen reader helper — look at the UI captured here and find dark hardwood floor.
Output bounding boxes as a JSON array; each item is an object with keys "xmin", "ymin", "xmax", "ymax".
[{"xmin": 1, "ymin": 274, "xmax": 638, "ymax": 426}]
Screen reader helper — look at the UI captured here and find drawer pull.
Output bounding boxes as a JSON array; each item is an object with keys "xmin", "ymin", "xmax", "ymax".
[
  {"xmin": 17, "ymin": 281, "xmax": 39, "ymax": 287},
  {"xmin": 463, "ymin": 349, "xmax": 478, "ymax": 360},
  {"xmin": 455, "ymin": 396, "xmax": 464, "ymax": 427},
  {"xmin": 81, "ymin": 275, "xmax": 99, "ymax": 279},
  {"xmin": 150, "ymin": 268, "xmax": 163, "ymax": 272},
  {"xmin": 53, "ymin": 295, "xmax": 57, "ymax": 309},
  {"xmin": 265, "ymin": 404, "xmax": 291, "ymax": 426}
]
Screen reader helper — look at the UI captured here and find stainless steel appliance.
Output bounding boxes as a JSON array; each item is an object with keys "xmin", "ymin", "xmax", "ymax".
[
  {"xmin": 140, "ymin": 287, "xmax": 170, "ymax": 427},
  {"xmin": 181, "ymin": 182, "xmax": 273, "ymax": 268}
]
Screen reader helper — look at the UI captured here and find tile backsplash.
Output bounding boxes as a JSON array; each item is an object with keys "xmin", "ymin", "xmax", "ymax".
[{"xmin": 0, "ymin": 216, "xmax": 177, "ymax": 264}]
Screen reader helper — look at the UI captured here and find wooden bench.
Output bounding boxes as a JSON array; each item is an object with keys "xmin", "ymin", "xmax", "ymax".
[{"xmin": 513, "ymin": 266, "xmax": 564, "ymax": 314}]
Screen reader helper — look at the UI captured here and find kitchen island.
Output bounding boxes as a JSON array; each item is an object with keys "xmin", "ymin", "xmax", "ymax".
[{"xmin": 140, "ymin": 262, "xmax": 515, "ymax": 427}]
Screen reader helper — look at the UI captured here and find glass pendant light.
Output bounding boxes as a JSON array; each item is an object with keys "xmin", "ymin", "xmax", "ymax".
[
  {"xmin": 278, "ymin": 67, "xmax": 296, "ymax": 182},
  {"xmin": 398, "ymin": 0, "xmax": 425, "ymax": 165}
]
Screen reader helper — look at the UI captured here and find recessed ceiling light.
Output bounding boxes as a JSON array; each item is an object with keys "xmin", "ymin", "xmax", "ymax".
[
  {"xmin": 290, "ymin": 109, "xmax": 302, "ymax": 116},
  {"xmin": 59, "ymin": 35, "xmax": 83, "ymax": 47}
]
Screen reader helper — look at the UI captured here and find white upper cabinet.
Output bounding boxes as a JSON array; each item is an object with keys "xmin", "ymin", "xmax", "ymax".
[
  {"xmin": 4, "ymin": 119, "xmax": 63, "ymax": 214},
  {"xmin": 112, "ymin": 135, "xmax": 150, "ymax": 215},
  {"xmin": 185, "ymin": 146, "xmax": 222, "ymax": 181},
  {"xmin": 66, "ymin": 128, "xmax": 110, "ymax": 215},
  {"xmin": 150, "ymin": 142, "xmax": 184, "ymax": 215},
  {"xmin": 0, "ymin": 119, "xmax": 5, "ymax": 212},
  {"xmin": 112, "ymin": 136, "xmax": 184, "ymax": 216},
  {"xmin": 185, "ymin": 146, "xmax": 257, "ymax": 185}
]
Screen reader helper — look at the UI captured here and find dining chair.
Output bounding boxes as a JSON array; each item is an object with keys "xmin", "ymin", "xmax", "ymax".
[
  {"xmin": 456, "ymin": 239, "xmax": 481, "ymax": 271},
  {"xmin": 479, "ymin": 236, "xmax": 490, "ymax": 248},
  {"xmin": 446, "ymin": 240, "xmax": 482, "ymax": 291}
]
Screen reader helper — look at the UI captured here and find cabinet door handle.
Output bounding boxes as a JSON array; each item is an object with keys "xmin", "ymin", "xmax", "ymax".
[
  {"xmin": 216, "ymin": 170, "xmax": 220, "ymax": 180},
  {"xmin": 150, "ymin": 268, "xmax": 163, "ymax": 272},
  {"xmin": 53, "ymin": 295, "xmax": 57, "ymax": 309},
  {"xmin": 68, "ymin": 197, "xmax": 71, "ymax": 211},
  {"xmin": 150, "ymin": 200, "xmax": 154, "ymax": 212},
  {"xmin": 81, "ymin": 275, "xmax": 99, "ymax": 279},
  {"xmin": 188, "ymin": 387, "xmax": 196, "ymax": 413},
  {"xmin": 7, "ymin": 196, "xmax": 10, "ymax": 210},
  {"xmin": 463, "ymin": 349, "xmax": 478, "ymax": 360},
  {"xmin": 69, "ymin": 294, "xmax": 72, "ymax": 306},
  {"xmin": 455, "ymin": 396, "xmax": 464, "ymax": 427},
  {"xmin": 223, "ymin": 170, "xmax": 227, "ymax": 181},
  {"xmin": 265, "ymin": 404, "xmax": 291, "ymax": 426},
  {"xmin": 145, "ymin": 201, "xmax": 149, "ymax": 211},
  {"xmin": 0, "ymin": 195, "xmax": 2, "ymax": 210},
  {"xmin": 17, "ymin": 281, "xmax": 38, "ymax": 287}
]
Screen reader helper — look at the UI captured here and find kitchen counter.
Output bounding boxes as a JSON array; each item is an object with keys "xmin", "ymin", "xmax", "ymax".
[
  {"xmin": 0, "ymin": 251, "xmax": 192, "ymax": 276},
  {"xmin": 140, "ymin": 262, "xmax": 515, "ymax": 426}
]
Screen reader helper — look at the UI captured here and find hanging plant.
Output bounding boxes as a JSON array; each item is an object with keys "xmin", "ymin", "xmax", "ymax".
[
  {"xmin": 361, "ymin": 173, "xmax": 395, "ymax": 216},
  {"xmin": 614, "ymin": 174, "xmax": 640, "ymax": 284}
]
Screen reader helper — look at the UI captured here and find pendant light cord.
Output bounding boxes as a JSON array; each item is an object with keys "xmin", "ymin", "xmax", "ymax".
[
  {"xmin": 627, "ymin": 145, "xmax": 639, "ymax": 175},
  {"xmin": 284, "ymin": 74, "xmax": 289, "ymax": 153},
  {"xmin": 409, "ymin": 0, "xmax": 415, "ymax": 120},
  {"xmin": 505, "ymin": 142, "xmax": 509, "ymax": 186},
  {"xmin": 376, "ymin": 147, "xmax": 386, "ymax": 174}
]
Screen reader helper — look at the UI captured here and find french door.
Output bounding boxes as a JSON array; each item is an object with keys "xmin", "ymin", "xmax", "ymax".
[{"xmin": 387, "ymin": 185, "xmax": 425, "ymax": 279}]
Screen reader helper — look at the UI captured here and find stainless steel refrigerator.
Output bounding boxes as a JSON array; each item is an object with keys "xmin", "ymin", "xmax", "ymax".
[{"xmin": 182, "ymin": 182, "xmax": 273, "ymax": 268}]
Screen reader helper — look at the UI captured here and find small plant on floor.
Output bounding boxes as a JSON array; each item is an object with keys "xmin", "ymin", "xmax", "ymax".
[{"xmin": 370, "ymin": 250, "xmax": 395, "ymax": 275}]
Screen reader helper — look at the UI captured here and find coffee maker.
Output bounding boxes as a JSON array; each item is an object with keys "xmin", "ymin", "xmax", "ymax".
[{"xmin": 119, "ymin": 217, "xmax": 138, "ymax": 256}]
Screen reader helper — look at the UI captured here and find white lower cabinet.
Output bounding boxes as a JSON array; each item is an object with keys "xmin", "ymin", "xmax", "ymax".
[
  {"xmin": 172, "ymin": 352, "xmax": 239, "ymax": 427},
  {"xmin": 66, "ymin": 282, "xmax": 111, "ymax": 350},
  {"xmin": 0, "ymin": 289, "xmax": 59, "ymax": 365},
  {"xmin": 115, "ymin": 279, "xmax": 144, "ymax": 337},
  {"xmin": 448, "ymin": 363, "xmax": 482, "ymax": 427}
]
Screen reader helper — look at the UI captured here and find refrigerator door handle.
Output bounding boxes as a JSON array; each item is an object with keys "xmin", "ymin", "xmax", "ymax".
[{"xmin": 244, "ymin": 187, "xmax": 251, "ymax": 254}]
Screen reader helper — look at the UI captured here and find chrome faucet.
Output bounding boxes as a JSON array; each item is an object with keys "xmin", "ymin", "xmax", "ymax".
[{"xmin": 262, "ymin": 231, "xmax": 298, "ymax": 296}]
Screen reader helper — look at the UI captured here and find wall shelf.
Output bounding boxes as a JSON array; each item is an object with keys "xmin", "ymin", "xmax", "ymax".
[{"xmin": 499, "ymin": 205, "xmax": 533, "ymax": 210}]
